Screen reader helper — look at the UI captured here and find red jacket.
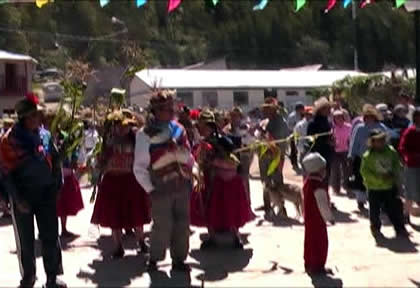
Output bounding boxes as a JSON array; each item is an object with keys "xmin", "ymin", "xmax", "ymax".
[{"xmin": 399, "ymin": 125, "xmax": 420, "ymax": 168}]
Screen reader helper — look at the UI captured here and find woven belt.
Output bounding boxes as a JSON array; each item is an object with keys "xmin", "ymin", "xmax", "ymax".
[{"xmin": 153, "ymin": 163, "xmax": 191, "ymax": 182}]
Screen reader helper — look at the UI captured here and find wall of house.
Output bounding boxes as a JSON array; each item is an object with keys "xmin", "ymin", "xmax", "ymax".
[
  {"xmin": 129, "ymin": 77, "xmax": 316, "ymax": 112},
  {"xmin": 130, "ymin": 77, "xmax": 153, "ymax": 108},
  {"xmin": 278, "ymin": 88, "xmax": 312, "ymax": 111},
  {"xmin": 0, "ymin": 61, "xmax": 34, "ymax": 114}
]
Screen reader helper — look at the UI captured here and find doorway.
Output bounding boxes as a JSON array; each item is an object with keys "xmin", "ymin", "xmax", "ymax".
[{"xmin": 5, "ymin": 63, "xmax": 17, "ymax": 91}]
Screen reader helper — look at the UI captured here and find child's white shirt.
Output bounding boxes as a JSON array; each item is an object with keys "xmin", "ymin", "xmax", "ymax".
[{"xmin": 314, "ymin": 188, "xmax": 334, "ymax": 223}]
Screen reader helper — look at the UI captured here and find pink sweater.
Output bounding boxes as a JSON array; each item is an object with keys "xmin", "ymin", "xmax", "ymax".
[{"xmin": 333, "ymin": 123, "xmax": 352, "ymax": 153}]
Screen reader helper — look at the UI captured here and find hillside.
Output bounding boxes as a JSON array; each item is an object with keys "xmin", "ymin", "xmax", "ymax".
[{"xmin": 0, "ymin": 0, "xmax": 417, "ymax": 71}]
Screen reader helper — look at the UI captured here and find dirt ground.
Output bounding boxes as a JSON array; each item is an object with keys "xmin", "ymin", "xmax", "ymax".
[{"xmin": 1, "ymin": 156, "xmax": 419, "ymax": 287}]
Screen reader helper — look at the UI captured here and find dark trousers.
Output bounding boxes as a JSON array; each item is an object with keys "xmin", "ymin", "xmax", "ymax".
[
  {"xmin": 10, "ymin": 192, "xmax": 63, "ymax": 286},
  {"xmin": 368, "ymin": 189, "xmax": 405, "ymax": 233},
  {"xmin": 330, "ymin": 152, "xmax": 350, "ymax": 193},
  {"xmin": 290, "ymin": 139, "xmax": 298, "ymax": 167}
]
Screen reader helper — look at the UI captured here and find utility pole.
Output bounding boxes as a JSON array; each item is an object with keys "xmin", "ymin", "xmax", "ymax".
[
  {"xmin": 405, "ymin": 1, "xmax": 420, "ymax": 104},
  {"xmin": 416, "ymin": 11, "xmax": 420, "ymax": 104},
  {"xmin": 352, "ymin": 1, "xmax": 359, "ymax": 71}
]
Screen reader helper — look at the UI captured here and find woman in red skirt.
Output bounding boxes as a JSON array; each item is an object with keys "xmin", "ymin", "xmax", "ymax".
[
  {"xmin": 191, "ymin": 110, "xmax": 252, "ymax": 250},
  {"xmin": 91, "ymin": 112, "xmax": 151, "ymax": 258},
  {"xmin": 56, "ymin": 154, "xmax": 84, "ymax": 237}
]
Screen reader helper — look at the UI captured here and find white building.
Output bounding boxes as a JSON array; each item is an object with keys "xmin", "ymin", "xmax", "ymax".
[
  {"xmin": 0, "ymin": 50, "xmax": 37, "ymax": 114},
  {"xmin": 130, "ymin": 69, "xmax": 365, "ymax": 111}
]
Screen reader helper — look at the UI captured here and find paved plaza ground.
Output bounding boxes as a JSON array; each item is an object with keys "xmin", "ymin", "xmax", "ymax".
[{"xmin": 1, "ymin": 158, "xmax": 420, "ymax": 287}]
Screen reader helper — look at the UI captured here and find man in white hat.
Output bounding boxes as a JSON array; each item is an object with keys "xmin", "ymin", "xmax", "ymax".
[
  {"xmin": 302, "ymin": 152, "xmax": 335, "ymax": 275},
  {"xmin": 348, "ymin": 104, "xmax": 390, "ymax": 211},
  {"xmin": 307, "ymin": 97, "xmax": 334, "ymax": 186}
]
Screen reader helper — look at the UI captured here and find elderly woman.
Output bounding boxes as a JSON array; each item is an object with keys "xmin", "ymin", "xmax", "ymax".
[
  {"xmin": 399, "ymin": 108, "xmax": 420, "ymax": 222},
  {"xmin": 348, "ymin": 104, "xmax": 389, "ymax": 211}
]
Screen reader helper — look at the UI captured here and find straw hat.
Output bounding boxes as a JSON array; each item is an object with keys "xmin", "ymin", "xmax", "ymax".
[
  {"xmin": 198, "ymin": 110, "xmax": 216, "ymax": 124},
  {"xmin": 362, "ymin": 104, "xmax": 382, "ymax": 121},
  {"xmin": 149, "ymin": 89, "xmax": 176, "ymax": 109},
  {"xmin": 313, "ymin": 97, "xmax": 331, "ymax": 114}
]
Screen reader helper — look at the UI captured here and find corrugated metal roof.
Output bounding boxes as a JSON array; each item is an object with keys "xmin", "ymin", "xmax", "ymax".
[
  {"xmin": 135, "ymin": 69, "xmax": 365, "ymax": 89},
  {"xmin": 0, "ymin": 50, "xmax": 37, "ymax": 63}
]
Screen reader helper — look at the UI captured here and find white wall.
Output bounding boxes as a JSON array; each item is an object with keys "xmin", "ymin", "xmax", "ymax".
[
  {"xmin": 129, "ymin": 78, "xmax": 316, "ymax": 112},
  {"xmin": 217, "ymin": 90, "xmax": 233, "ymax": 109},
  {"xmin": 248, "ymin": 90, "xmax": 264, "ymax": 110}
]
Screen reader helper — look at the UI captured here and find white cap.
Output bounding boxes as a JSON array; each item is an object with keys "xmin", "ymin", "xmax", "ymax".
[{"xmin": 302, "ymin": 152, "xmax": 327, "ymax": 174}]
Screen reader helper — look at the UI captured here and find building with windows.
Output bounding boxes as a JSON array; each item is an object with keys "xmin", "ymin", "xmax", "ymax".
[
  {"xmin": 0, "ymin": 50, "xmax": 37, "ymax": 115},
  {"xmin": 130, "ymin": 69, "xmax": 365, "ymax": 111}
]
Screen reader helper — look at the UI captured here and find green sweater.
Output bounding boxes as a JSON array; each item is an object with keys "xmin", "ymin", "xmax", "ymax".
[{"xmin": 360, "ymin": 145, "xmax": 401, "ymax": 191}]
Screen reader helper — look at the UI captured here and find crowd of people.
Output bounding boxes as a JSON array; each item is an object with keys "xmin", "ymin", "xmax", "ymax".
[{"xmin": 0, "ymin": 89, "xmax": 419, "ymax": 287}]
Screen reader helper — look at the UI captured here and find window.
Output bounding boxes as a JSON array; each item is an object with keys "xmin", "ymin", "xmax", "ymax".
[
  {"xmin": 286, "ymin": 90, "xmax": 299, "ymax": 97},
  {"xmin": 264, "ymin": 88, "xmax": 277, "ymax": 99},
  {"xmin": 202, "ymin": 91, "xmax": 218, "ymax": 108},
  {"xmin": 233, "ymin": 91, "xmax": 249, "ymax": 106},
  {"xmin": 177, "ymin": 91, "xmax": 194, "ymax": 108}
]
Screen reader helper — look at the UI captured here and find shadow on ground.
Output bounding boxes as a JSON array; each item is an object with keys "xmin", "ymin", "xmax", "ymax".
[
  {"xmin": 309, "ymin": 273, "xmax": 343, "ymax": 288},
  {"xmin": 260, "ymin": 213, "xmax": 303, "ymax": 227},
  {"xmin": 149, "ymin": 269, "xmax": 198, "ymax": 288},
  {"xmin": 410, "ymin": 279, "xmax": 420, "ymax": 287},
  {"xmin": 91, "ymin": 235, "xmax": 142, "ymax": 258},
  {"xmin": 333, "ymin": 209, "xmax": 358, "ymax": 224},
  {"xmin": 190, "ymin": 247, "xmax": 253, "ymax": 282},
  {"xmin": 77, "ymin": 255, "xmax": 147, "ymax": 286},
  {"xmin": 376, "ymin": 236, "xmax": 418, "ymax": 253}
]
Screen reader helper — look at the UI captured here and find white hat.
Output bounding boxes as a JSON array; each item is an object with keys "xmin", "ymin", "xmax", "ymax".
[
  {"xmin": 332, "ymin": 109, "xmax": 344, "ymax": 117},
  {"xmin": 302, "ymin": 152, "xmax": 327, "ymax": 174},
  {"xmin": 375, "ymin": 103, "xmax": 388, "ymax": 113}
]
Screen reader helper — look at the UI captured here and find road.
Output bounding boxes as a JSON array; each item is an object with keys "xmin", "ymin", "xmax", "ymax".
[{"xmin": 1, "ymin": 157, "xmax": 419, "ymax": 287}]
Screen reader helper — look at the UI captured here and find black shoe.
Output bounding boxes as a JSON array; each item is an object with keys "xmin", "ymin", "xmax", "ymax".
[
  {"xmin": 172, "ymin": 261, "xmax": 191, "ymax": 272},
  {"xmin": 138, "ymin": 240, "xmax": 149, "ymax": 254},
  {"xmin": 147, "ymin": 261, "xmax": 158, "ymax": 272},
  {"xmin": 371, "ymin": 228, "xmax": 384, "ymax": 240},
  {"xmin": 396, "ymin": 229, "xmax": 410, "ymax": 239},
  {"xmin": 43, "ymin": 278, "xmax": 67, "ymax": 288},
  {"xmin": 233, "ymin": 237, "xmax": 244, "ymax": 250},
  {"xmin": 19, "ymin": 278, "xmax": 35, "ymax": 288},
  {"xmin": 200, "ymin": 239, "xmax": 216, "ymax": 250},
  {"xmin": 111, "ymin": 245, "xmax": 124, "ymax": 259}
]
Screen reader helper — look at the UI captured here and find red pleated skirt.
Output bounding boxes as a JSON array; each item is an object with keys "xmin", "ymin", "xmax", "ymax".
[
  {"xmin": 56, "ymin": 173, "xmax": 84, "ymax": 217},
  {"xmin": 190, "ymin": 174, "xmax": 253, "ymax": 230},
  {"xmin": 91, "ymin": 172, "xmax": 151, "ymax": 229}
]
